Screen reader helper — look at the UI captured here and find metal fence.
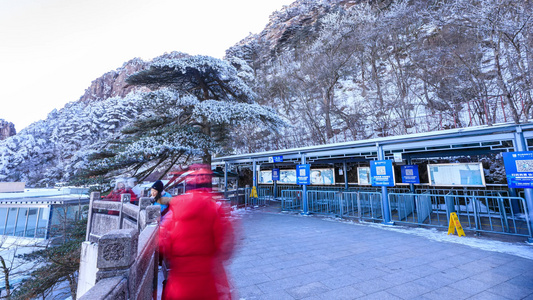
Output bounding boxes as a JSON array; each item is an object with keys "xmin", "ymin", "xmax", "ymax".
[
  {"xmin": 389, "ymin": 192, "xmax": 532, "ymax": 237},
  {"xmin": 338, "ymin": 191, "xmax": 384, "ymax": 222},
  {"xmin": 280, "ymin": 190, "xmax": 304, "ymax": 212}
]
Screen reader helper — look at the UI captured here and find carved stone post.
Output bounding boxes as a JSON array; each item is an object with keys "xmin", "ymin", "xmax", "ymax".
[{"xmin": 96, "ymin": 228, "xmax": 138, "ymax": 281}]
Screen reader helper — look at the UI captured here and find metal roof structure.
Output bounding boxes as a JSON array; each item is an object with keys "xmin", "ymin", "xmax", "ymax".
[
  {"xmin": 213, "ymin": 122, "xmax": 533, "ymax": 166},
  {"xmin": 214, "ymin": 122, "xmax": 533, "ymax": 241}
]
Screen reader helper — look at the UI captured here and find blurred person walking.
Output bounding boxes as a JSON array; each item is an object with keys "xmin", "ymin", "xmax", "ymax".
[{"xmin": 159, "ymin": 166, "xmax": 236, "ymax": 299}]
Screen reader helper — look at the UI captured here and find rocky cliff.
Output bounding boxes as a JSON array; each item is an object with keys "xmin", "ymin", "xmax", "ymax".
[
  {"xmin": 78, "ymin": 57, "xmax": 148, "ymax": 103},
  {"xmin": 0, "ymin": 119, "xmax": 16, "ymax": 140}
]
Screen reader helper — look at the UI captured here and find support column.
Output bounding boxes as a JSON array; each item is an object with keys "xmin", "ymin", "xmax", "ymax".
[
  {"xmin": 302, "ymin": 154, "xmax": 309, "ymax": 214},
  {"xmin": 514, "ymin": 126, "xmax": 533, "ymax": 241},
  {"xmin": 406, "ymin": 156, "xmax": 415, "ymax": 194},
  {"xmin": 343, "ymin": 161, "xmax": 348, "ymax": 190},
  {"xmin": 253, "ymin": 160, "xmax": 257, "ymax": 188},
  {"xmin": 377, "ymin": 143, "xmax": 393, "ymax": 224},
  {"xmin": 273, "ymin": 163, "xmax": 277, "ymax": 199},
  {"xmin": 224, "ymin": 161, "xmax": 228, "ymax": 197}
]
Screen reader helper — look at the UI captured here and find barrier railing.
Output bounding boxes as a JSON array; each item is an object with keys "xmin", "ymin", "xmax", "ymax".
[
  {"xmin": 389, "ymin": 192, "xmax": 532, "ymax": 237},
  {"xmin": 280, "ymin": 190, "xmax": 304, "ymax": 212},
  {"xmin": 307, "ymin": 191, "xmax": 340, "ymax": 215},
  {"xmin": 357, "ymin": 192, "xmax": 384, "ymax": 221},
  {"xmin": 304, "ymin": 190, "xmax": 384, "ymax": 221},
  {"xmin": 416, "ymin": 187, "xmax": 510, "ymax": 197},
  {"xmin": 77, "ymin": 192, "xmax": 161, "ymax": 299},
  {"xmin": 224, "ymin": 188, "xmax": 247, "ymax": 207}
]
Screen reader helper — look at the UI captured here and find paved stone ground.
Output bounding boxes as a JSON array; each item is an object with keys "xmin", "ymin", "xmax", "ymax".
[{"xmin": 227, "ymin": 208, "xmax": 533, "ymax": 300}]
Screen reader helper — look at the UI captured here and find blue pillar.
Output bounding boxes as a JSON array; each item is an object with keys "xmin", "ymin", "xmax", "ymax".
[
  {"xmin": 343, "ymin": 161, "xmax": 348, "ymax": 191},
  {"xmin": 514, "ymin": 126, "xmax": 533, "ymax": 241},
  {"xmin": 252, "ymin": 160, "xmax": 257, "ymax": 188},
  {"xmin": 273, "ymin": 163, "xmax": 277, "ymax": 199},
  {"xmin": 224, "ymin": 161, "xmax": 228, "ymax": 197},
  {"xmin": 406, "ymin": 156, "xmax": 415, "ymax": 194},
  {"xmin": 302, "ymin": 154, "xmax": 309, "ymax": 214},
  {"xmin": 377, "ymin": 143, "xmax": 393, "ymax": 224}
]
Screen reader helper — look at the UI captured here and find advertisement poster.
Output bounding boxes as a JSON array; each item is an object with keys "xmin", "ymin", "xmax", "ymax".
[
  {"xmin": 358, "ymin": 167, "xmax": 371, "ymax": 185},
  {"xmin": 370, "ymin": 160, "xmax": 395, "ymax": 187},
  {"xmin": 502, "ymin": 151, "xmax": 533, "ymax": 188},
  {"xmin": 427, "ymin": 163, "xmax": 485, "ymax": 187},
  {"xmin": 310, "ymin": 169, "xmax": 335, "ymax": 185},
  {"xmin": 259, "ymin": 168, "xmax": 334, "ymax": 185},
  {"xmin": 401, "ymin": 165, "xmax": 420, "ymax": 184},
  {"xmin": 259, "ymin": 170, "xmax": 296, "ymax": 184}
]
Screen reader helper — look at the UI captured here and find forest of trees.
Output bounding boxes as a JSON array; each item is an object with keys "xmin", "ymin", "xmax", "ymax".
[
  {"xmin": 0, "ymin": 0, "xmax": 531, "ymax": 185},
  {"xmin": 226, "ymin": 0, "xmax": 533, "ymax": 151}
]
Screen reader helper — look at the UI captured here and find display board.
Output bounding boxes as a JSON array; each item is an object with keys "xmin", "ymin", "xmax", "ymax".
[
  {"xmin": 427, "ymin": 163, "xmax": 485, "ymax": 187},
  {"xmin": 357, "ymin": 167, "xmax": 371, "ymax": 185},
  {"xmin": 401, "ymin": 165, "xmax": 420, "ymax": 184},
  {"xmin": 502, "ymin": 151, "xmax": 533, "ymax": 188},
  {"xmin": 370, "ymin": 160, "xmax": 395, "ymax": 187},
  {"xmin": 310, "ymin": 169, "xmax": 335, "ymax": 185},
  {"xmin": 259, "ymin": 168, "xmax": 334, "ymax": 185},
  {"xmin": 297, "ymin": 164, "xmax": 311, "ymax": 185}
]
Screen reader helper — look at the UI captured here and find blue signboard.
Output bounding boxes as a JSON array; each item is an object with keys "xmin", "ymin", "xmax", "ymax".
[
  {"xmin": 272, "ymin": 168, "xmax": 280, "ymax": 181},
  {"xmin": 269, "ymin": 156, "xmax": 283, "ymax": 163},
  {"xmin": 370, "ymin": 160, "xmax": 395, "ymax": 187},
  {"xmin": 502, "ymin": 151, "xmax": 533, "ymax": 188},
  {"xmin": 296, "ymin": 164, "xmax": 310, "ymax": 185},
  {"xmin": 401, "ymin": 165, "xmax": 420, "ymax": 184}
]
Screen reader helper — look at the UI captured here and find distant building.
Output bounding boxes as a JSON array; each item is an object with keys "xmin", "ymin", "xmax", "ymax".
[{"xmin": 0, "ymin": 189, "xmax": 89, "ymax": 239}]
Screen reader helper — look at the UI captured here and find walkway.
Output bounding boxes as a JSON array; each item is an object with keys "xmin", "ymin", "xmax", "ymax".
[{"xmin": 227, "ymin": 208, "xmax": 533, "ymax": 300}]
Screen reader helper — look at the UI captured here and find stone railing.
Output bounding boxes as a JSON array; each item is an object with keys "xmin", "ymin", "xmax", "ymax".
[{"xmin": 77, "ymin": 192, "xmax": 161, "ymax": 299}]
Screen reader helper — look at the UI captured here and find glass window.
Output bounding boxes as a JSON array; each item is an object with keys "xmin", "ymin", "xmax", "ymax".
[
  {"xmin": 25, "ymin": 208, "xmax": 38, "ymax": 238},
  {"xmin": 5, "ymin": 207, "xmax": 18, "ymax": 236},
  {"xmin": 0, "ymin": 208, "xmax": 7, "ymax": 235},
  {"xmin": 36, "ymin": 207, "xmax": 50, "ymax": 238},
  {"xmin": 15, "ymin": 208, "xmax": 28, "ymax": 237}
]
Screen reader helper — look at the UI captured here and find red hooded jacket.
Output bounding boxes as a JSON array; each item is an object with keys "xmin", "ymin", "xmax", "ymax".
[{"xmin": 159, "ymin": 189, "xmax": 235, "ymax": 299}]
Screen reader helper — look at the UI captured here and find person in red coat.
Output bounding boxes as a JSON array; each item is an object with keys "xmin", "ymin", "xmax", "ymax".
[{"xmin": 159, "ymin": 166, "xmax": 236, "ymax": 300}]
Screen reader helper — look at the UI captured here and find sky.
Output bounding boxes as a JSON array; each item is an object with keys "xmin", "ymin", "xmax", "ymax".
[{"xmin": 0, "ymin": 0, "xmax": 295, "ymax": 132}]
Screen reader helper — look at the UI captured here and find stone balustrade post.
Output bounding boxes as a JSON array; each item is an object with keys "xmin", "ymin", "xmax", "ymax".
[
  {"xmin": 139, "ymin": 197, "xmax": 152, "ymax": 210},
  {"xmin": 120, "ymin": 193, "xmax": 131, "ymax": 203},
  {"xmin": 95, "ymin": 228, "xmax": 138, "ymax": 282}
]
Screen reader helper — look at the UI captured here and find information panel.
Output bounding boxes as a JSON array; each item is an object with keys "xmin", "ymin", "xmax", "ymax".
[
  {"xmin": 502, "ymin": 151, "xmax": 533, "ymax": 188},
  {"xmin": 401, "ymin": 165, "xmax": 420, "ymax": 184},
  {"xmin": 259, "ymin": 170, "xmax": 296, "ymax": 184},
  {"xmin": 370, "ymin": 160, "xmax": 395, "ymax": 187},
  {"xmin": 259, "ymin": 168, "xmax": 334, "ymax": 185},
  {"xmin": 310, "ymin": 169, "xmax": 335, "ymax": 185},
  {"xmin": 296, "ymin": 164, "xmax": 311, "ymax": 185},
  {"xmin": 357, "ymin": 167, "xmax": 370, "ymax": 185},
  {"xmin": 427, "ymin": 163, "xmax": 485, "ymax": 187},
  {"xmin": 272, "ymin": 168, "xmax": 280, "ymax": 181}
]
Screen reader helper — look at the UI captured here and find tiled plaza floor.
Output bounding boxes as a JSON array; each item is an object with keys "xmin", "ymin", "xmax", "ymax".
[{"xmin": 227, "ymin": 208, "xmax": 533, "ymax": 300}]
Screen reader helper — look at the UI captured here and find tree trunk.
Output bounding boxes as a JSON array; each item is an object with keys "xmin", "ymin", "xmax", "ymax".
[
  {"xmin": 322, "ymin": 89, "xmax": 333, "ymax": 141},
  {"xmin": 0, "ymin": 255, "xmax": 10, "ymax": 299},
  {"xmin": 494, "ymin": 39, "xmax": 521, "ymax": 123}
]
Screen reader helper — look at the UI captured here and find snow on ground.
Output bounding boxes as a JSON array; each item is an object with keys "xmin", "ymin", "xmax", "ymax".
[{"xmin": 323, "ymin": 217, "xmax": 533, "ymax": 260}]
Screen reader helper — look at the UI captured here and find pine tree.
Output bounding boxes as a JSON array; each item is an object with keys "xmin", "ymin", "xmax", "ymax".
[{"xmin": 85, "ymin": 53, "xmax": 286, "ymax": 180}]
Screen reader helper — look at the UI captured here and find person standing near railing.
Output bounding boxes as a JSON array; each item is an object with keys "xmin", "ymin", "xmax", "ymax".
[
  {"xmin": 159, "ymin": 165, "xmax": 236, "ymax": 299},
  {"xmin": 150, "ymin": 180, "xmax": 172, "ymax": 217}
]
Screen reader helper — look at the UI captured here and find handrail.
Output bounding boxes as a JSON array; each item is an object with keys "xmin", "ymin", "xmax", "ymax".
[{"xmin": 77, "ymin": 192, "xmax": 161, "ymax": 299}]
